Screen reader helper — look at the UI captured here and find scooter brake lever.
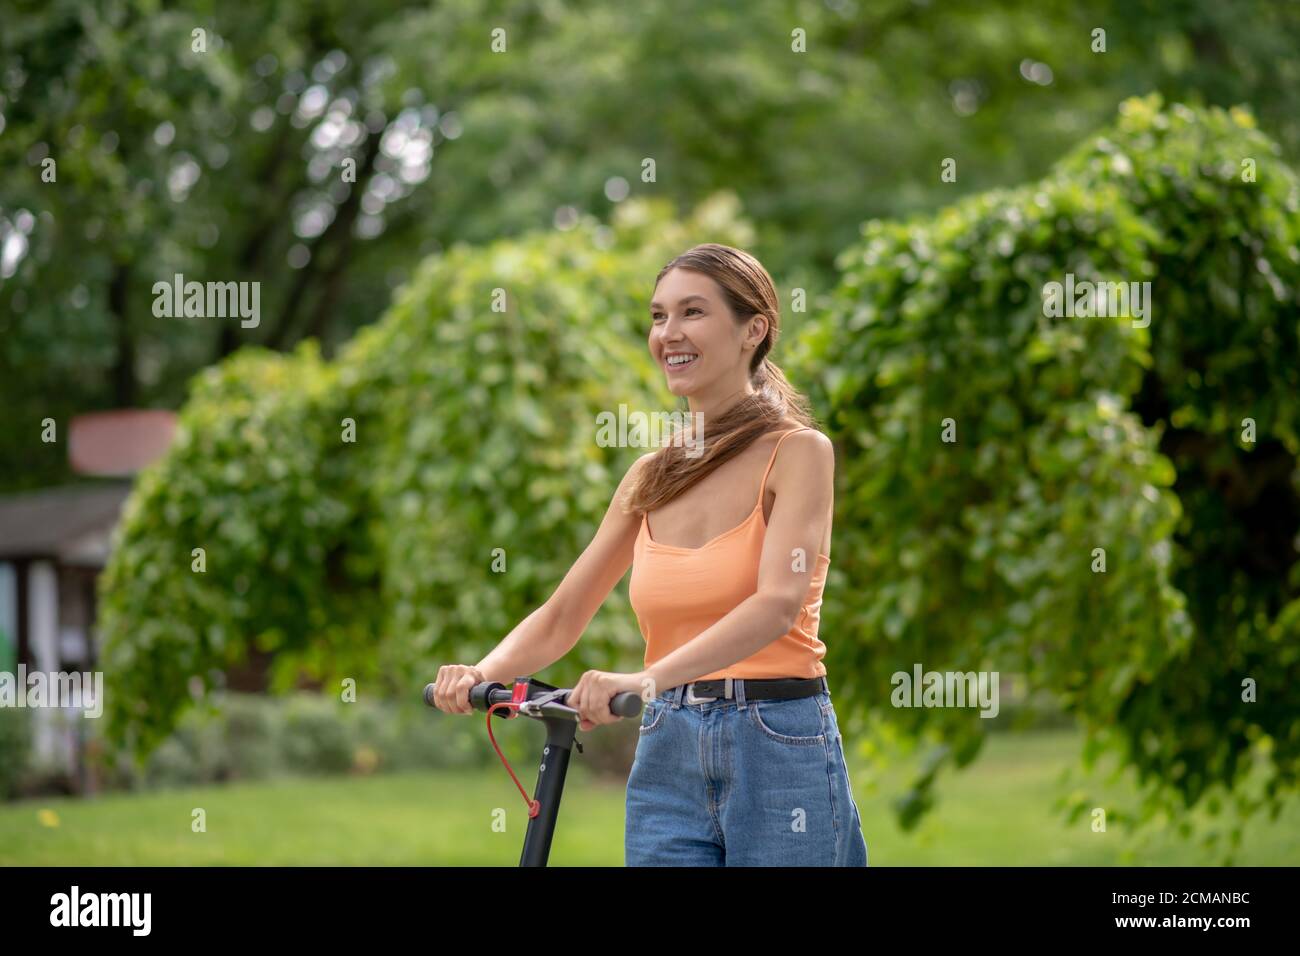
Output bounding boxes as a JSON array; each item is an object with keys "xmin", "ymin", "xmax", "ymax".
[{"xmin": 517, "ymin": 687, "xmax": 570, "ymax": 717}]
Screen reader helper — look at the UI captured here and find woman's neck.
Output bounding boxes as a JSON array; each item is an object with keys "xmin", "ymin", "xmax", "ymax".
[{"xmin": 687, "ymin": 380, "xmax": 756, "ymax": 421}]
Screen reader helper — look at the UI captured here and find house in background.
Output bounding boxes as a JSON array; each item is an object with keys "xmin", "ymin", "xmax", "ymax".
[{"xmin": 0, "ymin": 410, "xmax": 175, "ymax": 779}]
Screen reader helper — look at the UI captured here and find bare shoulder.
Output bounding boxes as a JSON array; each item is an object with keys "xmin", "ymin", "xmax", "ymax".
[
  {"xmin": 783, "ymin": 426, "xmax": 833, "ymax": 457},
  {"xmin": 630, "ymin": 450, "xmax": 659, "ymax": 475},
  {"xmin": 617, "ymin": 450, "xmax": 659, "ymax": 491},
  {"xmin": 773, "ymin": 427, "xmax": 834, "ymax": 480}
]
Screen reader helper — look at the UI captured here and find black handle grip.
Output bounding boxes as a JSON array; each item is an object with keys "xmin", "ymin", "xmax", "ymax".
[
  {"xmin": 609, "ymin": 692, "xmax": 644, "ymax": 718},
  {"xmin": 470, "ymin": 681, "xmax": 508, "ymax": 710},
  {"xmin": 422, "ymin": 681, "xmax": 508, "ymax": 710}
]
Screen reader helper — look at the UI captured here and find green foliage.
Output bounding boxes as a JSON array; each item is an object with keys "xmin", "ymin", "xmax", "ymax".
[
  {"xmin": 84, "ymin": 692, "xmax": 487, "ymax": 793},
  {"xmin": 97, "ymin": 341, "xmax": 367, "ymax": 751},
  {"xmin": 279, "ymin": 694, "xmax": 356, "ymax": 776},
  {"xmin": 217, "ymin": 691, "xmax": 283, "ymax": 780},
  {"xmin": 0, "ymin": 708, "xmax": 32, "ymax": 799},
  {"xmin": 6, "ymin": 0, "xmax": 1300, "ymax": 492},
  {"xmin": 794, "ymin": 94, "xmax": 1300, "ymax": 839}
]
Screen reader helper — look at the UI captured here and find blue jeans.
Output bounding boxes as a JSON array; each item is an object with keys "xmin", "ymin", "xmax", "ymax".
[{"xmin": 625, "ymin": 680, "xmax": 869, "ymax": 866}]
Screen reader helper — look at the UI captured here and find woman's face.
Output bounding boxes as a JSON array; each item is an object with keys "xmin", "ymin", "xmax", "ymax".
[{"xmin": 649, "ymin": 268, "xmax": 763, "ymax": 398}]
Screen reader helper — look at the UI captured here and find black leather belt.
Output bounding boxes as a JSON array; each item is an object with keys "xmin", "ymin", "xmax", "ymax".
[{"xmin": 666, "ymin": 676, "xmax": 828, "ymax": 704}]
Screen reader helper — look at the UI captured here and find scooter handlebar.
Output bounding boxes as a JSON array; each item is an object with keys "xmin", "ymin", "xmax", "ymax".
[
  {"xmin": 607, "ymin": 692, "xmax": 645, "ymax": 718},
  {"xmin": 423, "ymin": 681, "xmax": 644, "ymax": 719}
]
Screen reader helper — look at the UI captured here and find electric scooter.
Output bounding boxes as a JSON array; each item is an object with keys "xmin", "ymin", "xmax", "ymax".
[{"xmin": 423, "ymin": 676, "xmax": 643, "ymax": 866}]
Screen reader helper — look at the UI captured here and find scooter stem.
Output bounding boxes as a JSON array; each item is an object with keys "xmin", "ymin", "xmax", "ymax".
[{"xmin": 519, "ymin": 714, "xmax": 579, "ymax": 867}]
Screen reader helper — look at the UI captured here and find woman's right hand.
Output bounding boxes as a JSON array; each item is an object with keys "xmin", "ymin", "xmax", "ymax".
[{"xmin": 432, "ymin": 664, "xmax": 488, "ymax": 715}]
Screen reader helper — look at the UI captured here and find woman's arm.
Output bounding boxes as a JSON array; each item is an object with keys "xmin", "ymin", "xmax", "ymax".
[
  {"xmin": 472, "ymin": 451, "xmax": 656, "ymax": 684},
  {"xmin": 643, "ymin": 429, "xmax": 835, "ymax": 693}
]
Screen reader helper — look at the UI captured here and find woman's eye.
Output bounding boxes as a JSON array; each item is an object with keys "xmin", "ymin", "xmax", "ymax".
[{"xmin": 650, "ymin": 308, "xmax": 701, "ymax": 322}]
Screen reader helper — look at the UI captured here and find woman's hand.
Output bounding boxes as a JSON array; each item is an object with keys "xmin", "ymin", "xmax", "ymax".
[
  {"xmin": 431, "ymin": 664, "xmax": 488, "ymax": 715},
  {"xmin": 567, "ymin": 669, "xmax": 656, "ymax": 731}
]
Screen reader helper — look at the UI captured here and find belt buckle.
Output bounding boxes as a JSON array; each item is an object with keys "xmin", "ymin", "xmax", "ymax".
[{"xmin": 685, "ymin": 677, "xmax": 731, "ymax": 704}]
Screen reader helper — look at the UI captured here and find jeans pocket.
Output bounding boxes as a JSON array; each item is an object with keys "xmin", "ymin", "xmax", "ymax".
[
  {"xmin": 748, "ymin": 694, "xmax": 826, "ymax": 745},
  {"xmin": 639, "ymin": 697, "xmax": 668, "ymax": 735}
]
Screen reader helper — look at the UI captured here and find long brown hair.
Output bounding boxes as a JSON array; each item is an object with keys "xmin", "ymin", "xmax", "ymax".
[{"xmin": 621, "ymin": 243, "xmax": 819, "ymax": 515}]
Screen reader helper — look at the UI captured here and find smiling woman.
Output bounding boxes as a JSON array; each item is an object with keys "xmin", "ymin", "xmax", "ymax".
[
  {"xmin": 609, "ymin": 244, "xmax": 867, "ymax": 866},
  {"xmin": 437, "ymin": 242, "xmax": 868, "ymax": 866}
]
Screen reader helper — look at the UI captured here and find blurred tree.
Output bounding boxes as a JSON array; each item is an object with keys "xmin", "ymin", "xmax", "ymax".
[{"xmin": 3, "ymin": 0, "xmax": 1298, "ymax": 490}]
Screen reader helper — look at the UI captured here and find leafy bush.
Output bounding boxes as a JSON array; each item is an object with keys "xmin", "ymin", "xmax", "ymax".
[
  {"xmin": 792, "ymin": 94, "xmax": 1300, "ymax": 839},
  {"xmin": 60, "ymin": 691, "xmax": 497, "ymax": 797},
  {"xmin": 97, "ymin": 342, "xmax": 361, "ymax": 753},
  {"xmin": 219, "ymin": 692, "xmax": 282, "ymax": 781},
  {"xmin": 143, "ymin": 736, "xmax": 204, "ymax": 789},
  {"xmin": 280, "ymin": 694, "xmax": 356, "ymax": 775},
  {"xmin": 0, "ymin": 708, "xmax": 31, "ymax": 798}
]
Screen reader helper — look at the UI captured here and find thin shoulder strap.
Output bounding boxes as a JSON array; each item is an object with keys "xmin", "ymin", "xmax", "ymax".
[{"xmin": 757, "ymin": 427, "xmax": 811, "ymax": 506}]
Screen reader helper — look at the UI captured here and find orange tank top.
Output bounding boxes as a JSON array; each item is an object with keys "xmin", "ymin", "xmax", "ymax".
[{"xmin": 628, "ymin": 427, "xmax": 830, "ymax": 681}]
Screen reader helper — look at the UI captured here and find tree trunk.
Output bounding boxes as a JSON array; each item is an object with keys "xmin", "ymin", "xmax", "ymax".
[
  {"xmin": 109, "ymin": 265, "xmax": 135, "ymax": 407},
  {"xmin": 265, "ymin": 132, "xmax": 383, "ymax": 352}
]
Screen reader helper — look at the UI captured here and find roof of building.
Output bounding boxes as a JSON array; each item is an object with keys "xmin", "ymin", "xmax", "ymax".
[
  {"xmin": 0, "ymin": 482, "xmax": 134, "ymax": 562},
  {"xmin": 70, "ymin": 409, "xmax": 176, "ymax": 476}
]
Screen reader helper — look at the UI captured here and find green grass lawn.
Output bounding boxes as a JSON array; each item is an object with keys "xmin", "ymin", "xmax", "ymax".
[{"xmin": 2, "ymin": 728, "xmax": 1295, "ymax": 865}]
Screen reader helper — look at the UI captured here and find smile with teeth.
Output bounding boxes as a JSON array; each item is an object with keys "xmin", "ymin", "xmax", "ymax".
[{"xmin": 666, "ymin": 353, "xmax": 699, "ymax": 369}]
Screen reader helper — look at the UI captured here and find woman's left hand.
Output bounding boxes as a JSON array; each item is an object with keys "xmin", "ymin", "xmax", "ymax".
[{"xmin": 567, "ymin": 670, "xmax": 656, "ymax": 731}]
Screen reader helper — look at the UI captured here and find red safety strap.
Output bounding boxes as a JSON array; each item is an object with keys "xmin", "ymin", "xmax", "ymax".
[{"xmin": 486, "ymin": 682, "xmax": 540, "ymax": 818}]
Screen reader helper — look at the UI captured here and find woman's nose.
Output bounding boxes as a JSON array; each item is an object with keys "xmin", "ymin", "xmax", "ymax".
[{"xmin": 657, "ymin": 314, "xmax": 684, "ymax": 339}]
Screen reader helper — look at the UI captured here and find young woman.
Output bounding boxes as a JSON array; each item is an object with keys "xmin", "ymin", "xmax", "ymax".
[{"xmin": 431, "ymin": 243, "xmax": 868, "ymax": 867}]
